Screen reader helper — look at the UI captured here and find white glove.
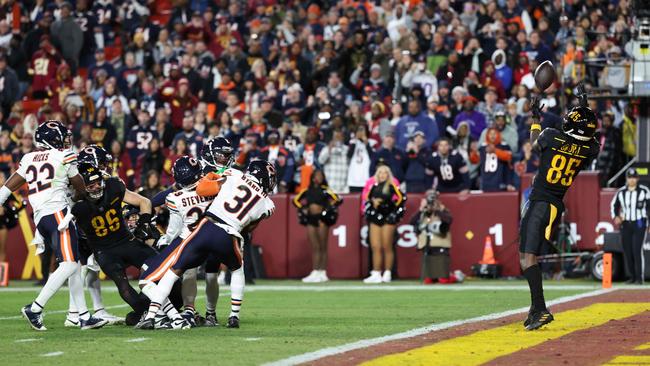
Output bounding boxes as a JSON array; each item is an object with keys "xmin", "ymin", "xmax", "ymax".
[
  {"xmin": 31, "ymin": 230, "xmax": 45, "ymax": 256},
  {"xmin": 156, "ymin": 234, "xmax": 171, "ymax": 248},
  {"xmin": 57, "ymin": 212, "xmax": 74, "ymax": 231},
  {"xmin": 86, "ymin": 254, "xmax": 101, "ymax": 272}
]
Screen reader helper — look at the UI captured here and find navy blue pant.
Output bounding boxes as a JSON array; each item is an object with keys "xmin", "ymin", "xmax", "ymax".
[
  {"xmin": 36, "ymin": 209, "xmax": 79, "ymax": 263},
  {"xmin": 141, "ymin": 219, "xmax": 240, "ymax": 283}
]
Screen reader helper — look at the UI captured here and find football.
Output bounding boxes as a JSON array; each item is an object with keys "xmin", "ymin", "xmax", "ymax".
[{"xmin": 534, "ymin": 60, "xmax": 556, "ymax": 91}]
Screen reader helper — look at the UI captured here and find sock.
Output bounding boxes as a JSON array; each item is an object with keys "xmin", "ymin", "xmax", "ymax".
[
  {"xmin": 143, "ymin": 271, "xmax": 180, "ymax": 320},
  {"xmin": 182, "ymin": 267, "xmax": 198, "ymax": 311},
  {"xmin": 162, "ymin": 299, "xmax": 181, "ymax": 320},
  {"xmin": 32, "ymin": 261, "xmax": 78, "ymax": 312},
  {"xmin": 68, "ymin": 262, "xmax": 90, "ymax": 320},
  {"xmin": 205, "ymin": 272, "xmax": 220, "ymax": 314},
  {"xmin": 229, "ymin": 267, "xmax": 244, "ymax": 318},
  {"xmin": 523, "ymin": 265, "xmax": 546, "ymax": 311},
  {"xmin": 68, "ymin": 285, "xmax": 77, "ymax": 315},
  {"xmin": 85, "ymin": 269, "xmax": 104, "ymax": 312}
]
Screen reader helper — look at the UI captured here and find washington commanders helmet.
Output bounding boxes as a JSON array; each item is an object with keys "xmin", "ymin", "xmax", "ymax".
[
  {"xmin": 562, "ymin": 106, "xmax": 597, "ymax": 141},
  {"xmin": 78, "ymin": 161, "xmax": 105, "ymax": 200}
]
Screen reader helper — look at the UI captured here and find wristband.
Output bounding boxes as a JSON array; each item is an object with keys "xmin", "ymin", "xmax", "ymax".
[{"xmin": 530, "ymin": 123, "xmax": 542, "ymax": 131}]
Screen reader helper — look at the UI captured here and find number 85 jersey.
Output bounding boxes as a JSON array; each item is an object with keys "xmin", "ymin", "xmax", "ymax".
[
  {"xmin": 203, "ymin": 169, "xmax": 275, "ymax": 239},
  {"xmin": 16, "ymin": 149, "xmax": 78, "ymax": 224},
  {"xmin": 529, "ymin": 128, "xmax": 600, "ymax": 209}
]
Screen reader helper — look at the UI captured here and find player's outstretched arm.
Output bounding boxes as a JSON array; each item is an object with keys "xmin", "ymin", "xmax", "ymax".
[
  {"xmin": 0, "ymin": 172, "xmax": 26, "ymax": 206},
  {"xmin": 124, "ymin": 189, "xmax": 152, "ymax": 214},
  {"xmin": 529, "ymin": 97, "xmax": 545, "ymax": 147}
]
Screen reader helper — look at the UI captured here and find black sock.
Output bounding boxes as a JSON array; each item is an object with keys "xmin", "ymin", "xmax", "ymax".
[{"xmin": 523, "ymin": 265, "xmax": 546, "ymax": 311}]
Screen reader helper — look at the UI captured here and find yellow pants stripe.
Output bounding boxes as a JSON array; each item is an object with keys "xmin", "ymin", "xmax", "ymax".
[
  {"xmin": 544, "ymin": 203, "xmax": 558, "ymax": 240},
  {"xmin": 363, "ymin": 303, "xmax": 649, "ymax": 366}
]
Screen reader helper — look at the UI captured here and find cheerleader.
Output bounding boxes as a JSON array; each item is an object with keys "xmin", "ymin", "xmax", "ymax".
[
  {"xmin": 363, "ymin": 165, "xmax": 405, "ymax": 283},
  {"xmin": 293, "ymin": 170, "xmax": 342, "ymax": 283}
]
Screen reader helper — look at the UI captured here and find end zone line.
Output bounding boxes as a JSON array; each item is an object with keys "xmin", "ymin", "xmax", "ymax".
[{"xmin": 262, "ymin": 288, "xmax": 615, "ymax": 366}]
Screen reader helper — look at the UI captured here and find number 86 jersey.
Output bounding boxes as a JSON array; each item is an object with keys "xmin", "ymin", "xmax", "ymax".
[
  {"xmin": 16, "ymin": 149, "xmax": 79, "ymax": 224},
  {"xmin": 204, "ymin": 169, "xmax": 275, "ymax": 239},
  {"xmin": 529, "ymin": 128, "xmax": 600, "ymax": 209}
]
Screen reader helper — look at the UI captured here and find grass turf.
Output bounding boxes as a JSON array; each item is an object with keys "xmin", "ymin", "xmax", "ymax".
[{"xmin": 0, "ymin": 279, "xmax": 593, "ymax": 365}]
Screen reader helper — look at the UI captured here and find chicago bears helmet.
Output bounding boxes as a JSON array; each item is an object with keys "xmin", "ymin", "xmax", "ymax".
[
  {"xmin": 562, "ymin": 106, "xmax": 597, "ymax": 141},
  {"xmin": 247, "ymin": 159, "xmax": 277, "ymax": 194},
  {"xmin": 78, "ymin": 144, "xmax": 113, "ymax": 175},
  {"xmin": 78, "ymin": 161, "xmax": 105, "ymax": 200},
  {"xmin": 34, "ymin": 120, "xmax": 72, "ymax": 150},
  {"xmin": 172, "ymin": 156, "xmax": 203, "ymax": 188},
  {"xmin": 200, "ymin": 137, "xmax": 234, "ymax": 172}
]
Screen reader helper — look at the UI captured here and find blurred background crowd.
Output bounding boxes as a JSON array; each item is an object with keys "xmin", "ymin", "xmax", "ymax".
[{"xmin": 0, "ymin": 0, "xmax": 640, "ymax": 198}]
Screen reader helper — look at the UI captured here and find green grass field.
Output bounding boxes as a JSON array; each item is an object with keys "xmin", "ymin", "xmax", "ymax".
[{"xmin": 0, "ymin": 279, "xmax": 600, "ymax": 365}]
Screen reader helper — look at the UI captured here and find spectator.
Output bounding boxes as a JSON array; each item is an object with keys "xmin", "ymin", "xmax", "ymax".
[
  {"xmin": 126, "ymin": 109, "xmax": 158, "ymax": 164},
  {"xmin": 347, "ymin": 125, "xmax": 373, "ymax": 193},
  {"xmin": 622, "ymin": 105, "xmax": 636, "ymax": 161},
  {"xmin": 89, "ymin": 106, "xmax": 116, "ymax": 148},
  {"xmin": 429, "ymin": 137, "xmax": 470, "ymax": 194},
  {"xmin": 138, "ymin": 170, "xmax": 165, "ymax": 200},
  {"xmin": 471, "ymin": 128, "xmax": 514, "ymax": 192},
  {"xmin": 363, "ymin": 165, "xmax": 405, "ymax": 284},
  {"xmin": 172, "ymin": 112, "xmax": 204, "ymax": 158},
  {"xmin": 28, "ymin": 39, "xmax": 59, "ymax": 100},
  {"xmin": 87, "ymin": 49, "xmax": 115, "ymax": 81},
  {"xmin": 0, "ymin": 54, "xmax": 19, "ymax": 116},
  {"xmin": 454, "ymin": 96, "xmax": 487, "ymax": 140},
  {"xmin": 295, "ymin": 127, "xmax": 325, "ymax": 192},
  {"xmin": 261, "ymin": 130, "xmax": 295, "ymax": 193},
  {"xmin": 371, "ymin": 133, "xmax": 407, "ymax": 183},
  {"xmin": 50, "ymin": 1, "xmax": 83, "ymax": 74},
  {"xmin": 318, "ymin": 129, "xmax": 349, "ymax": 194},
  {"xmin": 479, "ymin": 110, "xmax": 518, "ymax": 153},
  {"xmin": 394, "ymin": 99, "xmax": 439, "ymax": 150},
  {"xmin": 513, "ymin": 140, "xmax": 539, "ymax": 178},
  {"xmin": 597, "ymin": 112, "xmax": 623, "ymax": 186},
  {"xmin": 137, "ymin": 138, "xmax": 167, "ymax": 187},
  {"xmin": 404, "ymin": 131, "xmax": 433, "ymax": 193},
  {"xmin": 491, "ymin": 49, "xmax": 512, "ymax": 93}
]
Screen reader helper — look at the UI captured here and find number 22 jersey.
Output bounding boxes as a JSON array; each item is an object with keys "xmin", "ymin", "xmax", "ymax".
[
  {"xmin": 206, "ymin": 169, "xmax": 275, "ymax": 239},
  {"xmin": 16, "ymin": 149, "xmax": 78, "ymax": 224},
  {"xmin": 529, "ymin": 128, "xmax": 600, "ymax": 209}
]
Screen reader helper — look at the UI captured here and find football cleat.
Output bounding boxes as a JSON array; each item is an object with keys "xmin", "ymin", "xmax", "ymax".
[
  {"xmin": 94, "ymin": 309, "xmax": 125, "ymax": 325},
  {"xmin": 204, "ymin": 312, "xmax": 219, "ymax": 327},
  {"xmin": 64, "ymin": 312, "xmax": 79, "ymax": 327},
  {"xmin": 523, "ymin": 307, "xmax": 533, "ymax": 327},
  {"xmin": 525, "ymin": 309, "xmax": 554, "ymax": 331},
  {"xmin": 80, "ymin": 316, "xmax": 108, "ymax": 330},
  {"xmin": 134, "ymin": 318, "xmax": 155, "ymax": 330},
  {"xmin": 22, "ymin": 304, "xmax": 46, "ymax": 331},
  {"xmin": 171, "ymin": 317, "xmax": 192, "ymax": 330},
  {"xmin": 226, "ymin": 316, "xmax": 239, "ymax": 329},
  {"xmin": 154, "ymin": 314, "xmax": 173, "ymax": 330},
  {"xmin": 181, "ymin": 309, "xmax": 198, "ymax": 328}
]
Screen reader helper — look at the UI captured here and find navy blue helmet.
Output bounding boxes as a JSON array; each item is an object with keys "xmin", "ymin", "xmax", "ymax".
[
  {"xmin": 246, "ymin": 159, "xmax": 277, "ymax": 194},
  {"xmin": 78, "ymin": 144, "xmax": 113, "ymax": 174},
  {"xmin": 200, "ymin": 137, "xmax": 234, "ymax": 172},
  {"xmin": 172, "ymin": 156, "xmax": 203, "ymax": 188},
  {"xmin": 34, "ymin": 120, "xmax": 72, "ymax": 150}
]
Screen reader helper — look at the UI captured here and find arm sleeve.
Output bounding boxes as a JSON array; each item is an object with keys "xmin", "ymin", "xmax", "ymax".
[
  {"xmin": 292, "ymin": 189, "xmax": 306, "ymax": 208},
  {"xmin": 15, "ymin": 156, "xmax": 28, "ymax": 178},
  {"xmin": 494, "ymin": 147, "xmax": 512, "ymax": 162},
  {"xmin": 318, "ymin": 147, "xmax": 330, "ymax": 166},
  {"xmin": 324, "ymin": 186, "xmax": 341, "ymax": 205},
  {"xmin": 151, "ymin": 187, "xmax": 174, "ymax": 208},
  {"xmin": 391, "ymin": 182, "xmax": 405, "ymax": 206},
  {"xmin": 611, "ymin": 190, "xmax": 620, "ymax": 219},
  {"xmin": 164, "ymin": 209, "xmax": 184, "ymax": 241}
]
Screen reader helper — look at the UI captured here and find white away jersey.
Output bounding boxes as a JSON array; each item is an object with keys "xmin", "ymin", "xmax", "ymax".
[
  {"xmin": 16, "ymin": 149, "xmax": 78, "ymax": 223},
  {"xmin": 166, "ymin": 188, "xmax": 214, "ymax": 240},
  {"xmin": 207, "ymin": 169, "xmax": 275, "ymax": 239}
]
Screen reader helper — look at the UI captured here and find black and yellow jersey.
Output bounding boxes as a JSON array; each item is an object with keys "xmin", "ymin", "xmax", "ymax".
[
  {"xmin": 529, "ymin": 128, "xmax": 600, "ymax": 209},
  {"xmin": 72, "ymin": 178, "xmax": 132, "ymax": 248}
]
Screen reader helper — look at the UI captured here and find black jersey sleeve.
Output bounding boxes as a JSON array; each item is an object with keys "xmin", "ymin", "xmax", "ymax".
[
  {"xmin": 108, "ymin": 177, "xmax": 127, "ymax": 200},
  {"xmin": 535, "ymin": 128, "xmax": 558, "ymax": 151}
]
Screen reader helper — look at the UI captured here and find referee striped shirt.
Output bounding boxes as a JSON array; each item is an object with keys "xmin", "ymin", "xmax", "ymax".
[{"xmin": 611, "ymin": 184, "xmax": 650, "ymax": 222}]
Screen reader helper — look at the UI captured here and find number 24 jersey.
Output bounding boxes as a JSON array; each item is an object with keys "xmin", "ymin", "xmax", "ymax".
[
  {"xmin": 206, "ymin": 169, "xmax": 275, "ymax": 239},
  {"xmin": 529, "ymin": 128, "xmax": 600, "ymax": 208}
]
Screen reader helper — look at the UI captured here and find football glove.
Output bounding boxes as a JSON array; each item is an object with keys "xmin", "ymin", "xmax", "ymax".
[
  {"xmin": 530, "ymin": 96, "xmax": 545, "ymax": 120},
  {"xmin": 134, "ymin": 213, "xmax": 161, "ymax": 242}
]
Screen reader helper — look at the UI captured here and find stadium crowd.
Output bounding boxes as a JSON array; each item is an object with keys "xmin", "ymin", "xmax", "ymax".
[{"xmin": 0, "ymin": 0, "xmax": 640, "ymax": 198}]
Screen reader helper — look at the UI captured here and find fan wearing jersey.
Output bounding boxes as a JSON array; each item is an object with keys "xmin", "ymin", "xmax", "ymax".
[
  {"xmin": 159, "ymin": 156, "xmax": 221, "ymax": 327},
  {"xmin": 64, "ymin": 144, "xmax": 122, "ymax": 326},
  {"xmin": 137, "ymin": 160, "xmax": 276, "ymax": 330},
  {"xmin": 428, "ymin": 138, "xmax": 470, "ymax": 193},
  {"xmin": 520, "ymin": 88, "xmax": 600, "ymax": 330},
  {"xmin": 63, "ymin": 161, "xmax": 160, "ymax": 323},
  {"xmin": 0, "ymin": 121, "xmax": 107, "ymax": 331}
]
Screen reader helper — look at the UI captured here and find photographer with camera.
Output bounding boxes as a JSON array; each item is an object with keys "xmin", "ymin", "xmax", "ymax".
[{"xmin": 410, "ymin": 190, "xmax": 462, "ymax": 284}]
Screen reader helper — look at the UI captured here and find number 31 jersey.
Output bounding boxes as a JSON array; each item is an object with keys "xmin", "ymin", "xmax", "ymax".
[
  {"xmin": 71, "ymin": 178, "xmax": 131, "ymax": 248},
  {"xmin": 207, "ymin": 169, "xmax": 275, "ymax": 239},
  {"xmin": 16, "ymin": 149, "xmax": 78, "ymax": 224},
  {"xmin": 529, "ymin": 128, "xmax": 600, "ymax": 209},
  {"xmin": 166, "ymin": 188, "xmax": 214, "ymax": 240}
]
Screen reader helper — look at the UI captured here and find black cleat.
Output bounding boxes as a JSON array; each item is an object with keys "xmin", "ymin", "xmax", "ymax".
[
  {"xmin": 226, "ymin": 316, "xmax": 239, "ymax": 328},
  {"xmin": 80, "ymin": 316, "xmax": 108, "ymax": 330},
  {"xmin": 134, "ymin": 318, "xmax": 155, "ymax": 330},
  {"xmin": 22, "ymin": 304, "xmax": 46, "ymax": 331},
  {"xmin": 204, "ymin": 312, "xmax": 219, "ymax": 327},
  {"xmin": 523, "ymin": 307, "xmax": 533, "ymax": 327},
  {"xmin": 525, "ymin": 309, "xmax": 554, "ymax": 330}
]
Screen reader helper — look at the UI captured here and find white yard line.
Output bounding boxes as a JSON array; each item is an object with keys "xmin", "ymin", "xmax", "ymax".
[
  {"xmin": 15, "ymin": 338, "xmax": 42, "ymax": 343},
  {"xmin": 262, "ymin": 288, "xmax": 615, "ymax": 366},
  {"xmin": 245, "ymin": 337, "xmax": 262, "ymax": 341},
  {"xmin": 0, "ymin": 284, "xmax": 605, "ymax": 293},
  {"xmin": 40, "ymin": 351, "xmax": 64, "ymax": 357},
  {"xmin": 125, "ymin": 337, "xmax": 149, "ymax": 343}
]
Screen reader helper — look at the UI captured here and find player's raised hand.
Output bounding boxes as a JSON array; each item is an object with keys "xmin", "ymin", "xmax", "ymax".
[{"xmin": 530, "ymin": 97, "xmax": 545, "ymax": 120}]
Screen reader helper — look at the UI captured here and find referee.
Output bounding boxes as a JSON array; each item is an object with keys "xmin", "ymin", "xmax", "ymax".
[{"xmin": 610, "ymin": 168, "xmax": 650, "ymax": 284}]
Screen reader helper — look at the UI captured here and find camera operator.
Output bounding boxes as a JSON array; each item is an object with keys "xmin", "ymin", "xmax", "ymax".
[{"xmin": 410, "ymin": 190, "xmax": 461, "ymax": 284}]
